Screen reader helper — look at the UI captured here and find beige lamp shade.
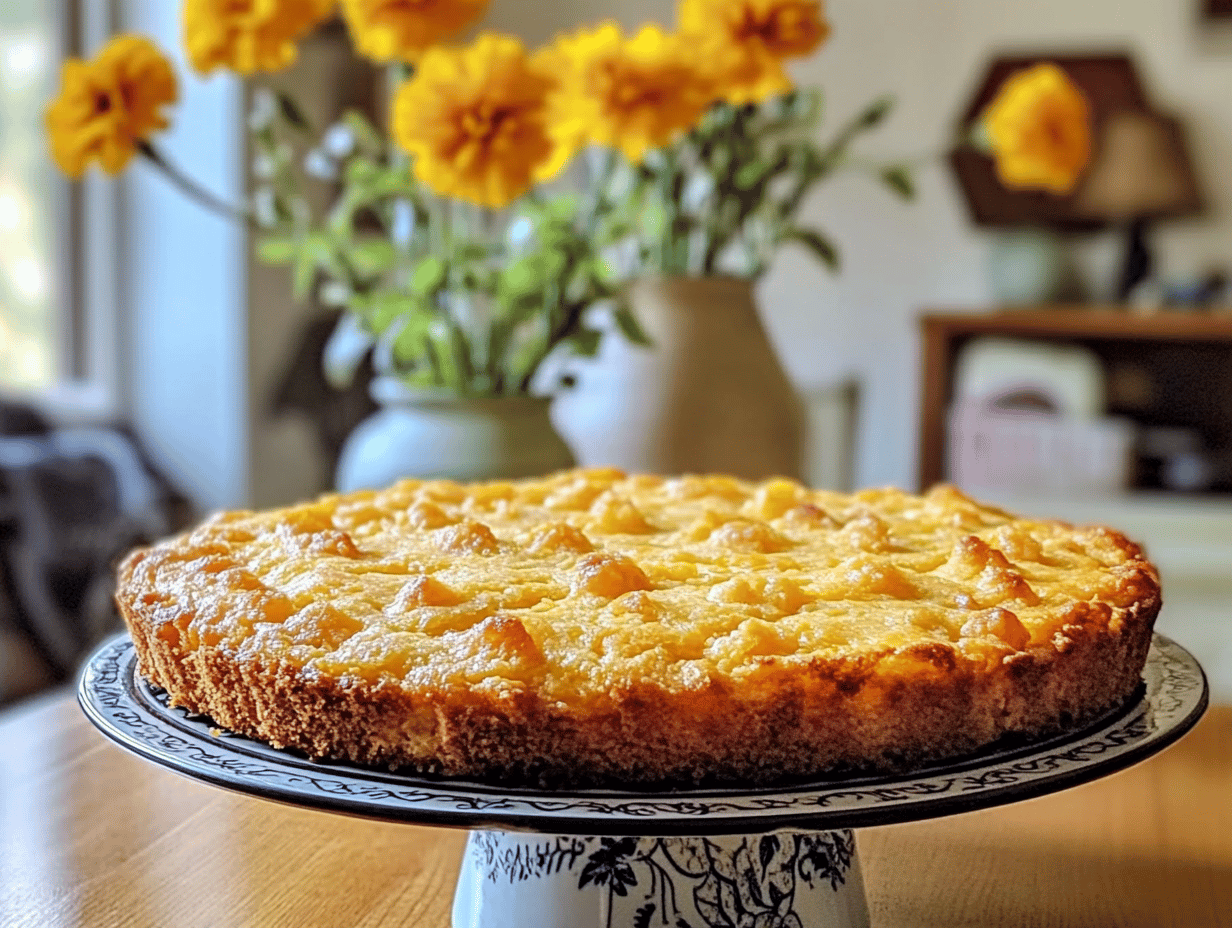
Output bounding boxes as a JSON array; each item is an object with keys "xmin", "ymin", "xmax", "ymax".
[{"xmin": 1072, "ymin": 109, "xmax": 1203, "ymax": 221}]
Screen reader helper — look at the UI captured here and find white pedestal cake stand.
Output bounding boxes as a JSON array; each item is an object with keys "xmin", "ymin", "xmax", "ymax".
[{"xmin": 79, "ymin": 634, "xmax": 1207, "ymax": 928}]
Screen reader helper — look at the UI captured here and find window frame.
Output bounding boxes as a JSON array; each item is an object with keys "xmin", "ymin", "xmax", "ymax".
[{"xmin": 2, "ymin": 0, "xmax": 124, "ymax": 425}]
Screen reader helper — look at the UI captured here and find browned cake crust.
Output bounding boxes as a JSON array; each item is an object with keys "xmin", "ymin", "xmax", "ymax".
[{"xmin": 116, "ymin": 471, "xmax": 1161, "ymax": 787}]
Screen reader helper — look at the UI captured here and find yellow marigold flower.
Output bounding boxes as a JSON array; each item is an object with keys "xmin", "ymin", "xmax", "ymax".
[
  {"xmin": 528, "ymin": 41, "xmax": 586, "ymax": 182},
  {"xmin": 543, "ymin": 22, "xmax": 713, "ymax": 165},
  {"xmin": 45, "ymin": 35, "xmax": 177, "ymax": 178},
  {"xmin": 183, "ymin": 0, "xmax": 336, "ymax": 76},
  {"xmin": 679, "ymin": 0, "xmax": 830, "ymax": 105},
  {"xmin": 341, "ymin": 0, "xmax": 490, "ymax": 64},
  {"xmin": 984, "ymin": 63, "xmax": 1092, "ymax": 195},
  {"xmin": 392, "ymin": 33, "xmax": 554, "ymax": 208}
]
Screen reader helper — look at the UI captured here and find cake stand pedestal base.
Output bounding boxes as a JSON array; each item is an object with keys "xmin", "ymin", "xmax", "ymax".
[{"xmin": 451, "ymin": 828, "xmax": 869, "ymax": 928}]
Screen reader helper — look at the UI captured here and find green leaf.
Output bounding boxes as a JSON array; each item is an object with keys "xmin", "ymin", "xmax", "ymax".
[
  {"xmin": 352, "ymin": 291, "xmax": 419, "ymax": 335},
  {"xmin": 291, "ymin": 235, "xmax": 330, "ymax": 301},
  {"xmin": 343, "ymin": 110, "xmax": 384, "ymax": 152},
  {"xmin": 855, "ymin": 95, "xmax": 895, "ymax": 130},
  {"xmin": 766, "ymin": 90, "xmax": 799, "ymax": 119},
  {"xmin": 330, "ymin": 160, "xmax": 421, "ymax": 238},
  {"xmin": 385, "ymin": 308, "xmax": 438, "ymax": 370},
  {"xmin": 595, "ymin": 256, "xmax": 625, "ymax": 288},
  {"xmin": 613, "ymin": 304, "xmax": 651, "ymax": 346},
  {"xmin": 499, "ymin": 257, "xmax": 542, "ymax": 300},
  {"xmin": 392, "ymin": 324, "xmax": 429, "ymax": 369},
  {"xmin": 707, "ymin": 143, "xmax": 734, "ymax": 181},
  {"xmin": 565, "ymin": 327, "xmax": 602, "ymax": 357},
  {"xmin": 604, "ymin": 161, "xmax": 637, "ymax": 202},
  {"xmin": 343, "ymin": 156, "xmax": 381, "ymax": 188},
  {"xmin": 255, "ymin": 236, "xmax": 297, "ymax": 265},
  {"xmin": 347, "ymin": 239, "xmax": 399, "ymax": 276},
  {"xmin": 546, "ymin": 193, "xmax": 581, "ymax": 222},
  {"xmin": 486, "ymin": 320, "xmax": 511, "ymax": 381},
  {"xmin": 496, "ymin": 291, "xmax": 543, "ymax": 329},
  {"xmin": 879, "ymin": 164, "xmax": 916, "ymax": 200},
  {"xmin": 754, "ymin": 89, "xmax": 820, "ymax": 137},
  {"xmin": 453, "ymin": 240, "xmax": 490, "ymax": 265},
  {"xmin": 792, "ymin": 87, "xmax": 823, "ymax": 123},
  {"xmin": 734, "ymin": 159, "xmax": 773, "ymax": 190},
  {"xmin": 639, "ymin": 200, "xmax": 668, "ymax": 241},
  {"xmin": 565, "ymin": 263, "xmax": 596, "ymax": 304},
  {"xmin": 445, "ymin": 322, "xmax": 474, "ymax": 386},
  {"xmin": 698, "ymin": 101, "xmax": 737, "ymax": 136},
  {"xmin": 784, "ymin": 227, "xmax": 840, "ymax": 273},
  {"xmin": 503, "ymin": 316, "xmax": 552, "ymax": 389},
  {"xmin": 541, "ymin": 249, "xmax": 570, "ymax": 283},
  {"xmin": 276, "ymin": 92, "xmax": 312, "ymax": 133},
  {"xmin": 429, "ymin": 324, "xmax": 464, "ymax": 390},
  {"xmin": 410, "ymin": 256, "xmax": 446, "ymax": 298}
]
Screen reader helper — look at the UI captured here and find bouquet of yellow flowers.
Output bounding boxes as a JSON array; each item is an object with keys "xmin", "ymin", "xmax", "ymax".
[
  {"xmin": 42, "ymin": 0, "xmax": 901, "ymax": 398},
  {"xmin": 44, "ymin": 1, "xmax": 1089, "ymax": 400}
]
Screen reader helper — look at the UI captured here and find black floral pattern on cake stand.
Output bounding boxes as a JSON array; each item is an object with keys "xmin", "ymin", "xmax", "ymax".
[{"xmin": 79, "ymin": 634, "xmax": 1207, "ymax": 928}]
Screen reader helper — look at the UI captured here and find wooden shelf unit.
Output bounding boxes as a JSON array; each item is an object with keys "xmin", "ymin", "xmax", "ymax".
[{"xmin": 917, "ymin": 307, "xmax": 1232, "ymax": 491}]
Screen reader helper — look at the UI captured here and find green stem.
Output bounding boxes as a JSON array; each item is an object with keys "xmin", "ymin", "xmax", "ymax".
[
  {"xmin": 845, "ymin": 151, "xmax": 934, "ymax": 171},
  {"xmin": 386, "ymin": 63, "xmax": 414, "ymax": 173},
  {"xmin": 656, "ymin": 149, "xmax": 689, "ymax": 275},
  {"xmin": 427, "ymin": 193, "xmax": 446, "ymax": 259},
  {"xmin": 585, "ymin": 148, "xmax": 618, "ymax": 236},
  {"xmin": 138, "ymin": 141, "xmax": 252, "ymax": 225},
  {"xmin": 815, "ymin": 96, "xmax": 895, "ymax": 174},
  {"xmin": 422, "ymin": 333, "xmax": 445, "ymax": 387}
]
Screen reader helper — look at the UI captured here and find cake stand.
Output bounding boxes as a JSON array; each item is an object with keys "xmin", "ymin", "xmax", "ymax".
[{"xmin": 79, "ymin": 634, "xmax": 1207, "ymax": 928}]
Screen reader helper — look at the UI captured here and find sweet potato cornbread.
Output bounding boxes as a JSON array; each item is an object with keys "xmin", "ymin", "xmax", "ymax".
[{"xmin": 117, "ymin": 469, "xmax": 1160, "ymax": 786}]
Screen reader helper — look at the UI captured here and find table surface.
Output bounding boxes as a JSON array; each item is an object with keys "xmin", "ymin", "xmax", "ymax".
[{"xmin": 2, "ymin": 693, "xmax": 1230, "ymax": 928}]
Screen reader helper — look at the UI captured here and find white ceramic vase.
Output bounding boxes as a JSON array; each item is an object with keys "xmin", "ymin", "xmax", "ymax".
[
  {"xmin": 986, "ymin": 228, "xmax": 1069, "ymax": 305},
  {"xmin": 335, "ymin": 377, "xmax": 575, "ymax": 492},
  {"xmin": 552, "ymin": 276, "xmax": 804, "ymax": 480},
  {"xmin": 452, "ymin": 828, "xmax": 869, "ymax": 928}
]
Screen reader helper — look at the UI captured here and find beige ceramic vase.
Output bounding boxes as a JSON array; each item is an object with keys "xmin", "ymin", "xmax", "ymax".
[
  {"xmin": 552, "ymin": 276, "xmax": 803, "ymax": 480},
  {"xmin": 335, "ymin": 379, "xmax": 576, "ymax": 492}
]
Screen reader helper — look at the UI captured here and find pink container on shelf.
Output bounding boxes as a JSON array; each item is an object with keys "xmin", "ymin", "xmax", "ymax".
[{"xmin": 948, "ymin": 397, "xmax": 1135, "ymax": 495}]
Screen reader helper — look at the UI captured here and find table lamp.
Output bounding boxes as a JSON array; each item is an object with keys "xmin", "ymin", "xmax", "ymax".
[{"xmin": 1070, "ymin": 109, "xmax": 1203, "ymax": 301}]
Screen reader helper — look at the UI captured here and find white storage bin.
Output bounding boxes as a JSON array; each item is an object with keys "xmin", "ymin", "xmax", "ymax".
[{"xmin": 948, "ymin": 399, "xmax": 1135, "ymax": 495}]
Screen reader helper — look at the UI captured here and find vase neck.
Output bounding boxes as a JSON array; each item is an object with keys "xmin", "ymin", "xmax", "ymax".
[
  {"xmin": 629, "ymin": 275, "xmax": 755, "ymax": 306},
  {"xmin": 369, "ymin": 377, "xmax": 551, "ymax": 412}
]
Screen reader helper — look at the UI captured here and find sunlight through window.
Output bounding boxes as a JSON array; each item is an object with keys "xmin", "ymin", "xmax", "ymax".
[{"xmin": 1, "ymin": 3, "xmax": 58, "ymax": 393}]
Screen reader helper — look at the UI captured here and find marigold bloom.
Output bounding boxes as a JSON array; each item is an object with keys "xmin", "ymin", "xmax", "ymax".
[
  {"xmin": 679, "ymin": 0, "xmax": 830, "ymax": 105},
  {"xmin": 984, "ymin": 63, "xmax": 1092, "ymax": 195},
  {"xmin": 392, "ymin": 33, "xmax": 554, "ymax": 208},
  {"xmin": 543, "ymin": 22, "xmax": 713, "ymax": 165},
  {"xmin": 341, "ymin": 0, "xmax": 490, "ymax": 63},
  {"xmin": 528, "ymin": 41, "xmax": 586, "ymax": 182},
  {"xmin": 183, "ymin": 0, "xmax": 335, "ymax": 76},
  {"xmin": 45, "ymin": 35, "xmax": 178, "ymax": 178}
]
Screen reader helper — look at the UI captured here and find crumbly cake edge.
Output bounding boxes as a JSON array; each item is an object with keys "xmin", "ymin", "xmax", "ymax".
[{"xmin": 117, "ymin": 552, "xmax": 1160, "ymax": 788}]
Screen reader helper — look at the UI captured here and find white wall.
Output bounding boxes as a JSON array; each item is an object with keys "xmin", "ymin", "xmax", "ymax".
[
  {"xmin": 118, "ymin": 0, "xmax": 1232, "ymax": 508},
  {"xmin": 244, "ymin": 32, "xmax": 366, "ymax": 509},
  {"xmin": 121, "ymin": 1, "xmax": 248, "ymax": 511},
  {"xmin": 502, "ymin": 0, "xmax": 1232, "ymax": 490}
]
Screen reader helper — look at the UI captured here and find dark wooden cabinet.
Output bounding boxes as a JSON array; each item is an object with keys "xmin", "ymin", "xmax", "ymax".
[{"xmin": 917, "ymin": 307, "xmax": 1232, "ymax": 491}]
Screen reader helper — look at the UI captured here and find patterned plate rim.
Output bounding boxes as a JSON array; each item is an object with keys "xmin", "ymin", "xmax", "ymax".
[{"xmin": 78, "ymin": 633, "xmax": 1208, "ymax": 836}]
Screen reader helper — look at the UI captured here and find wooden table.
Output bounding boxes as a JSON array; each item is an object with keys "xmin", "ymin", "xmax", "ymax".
[{"xmin": 2, "ymin": 692, "xmax": 1230, "ymax": 928}]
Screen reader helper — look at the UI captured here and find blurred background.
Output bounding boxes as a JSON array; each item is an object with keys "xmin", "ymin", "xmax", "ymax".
[{"xmin": 4, "ymin": 0, "xmax": 1232, "ymax": 707}]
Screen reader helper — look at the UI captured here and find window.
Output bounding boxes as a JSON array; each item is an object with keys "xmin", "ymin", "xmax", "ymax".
[
  {"xmin": 1, "ymin": 2, "xmax": 119, "ymax": 420},
  {"xmin": 0, "ymin": 2, "xmax": 60, "ymax": 393}
]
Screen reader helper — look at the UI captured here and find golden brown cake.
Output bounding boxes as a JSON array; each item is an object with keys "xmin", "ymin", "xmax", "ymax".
[{"xmin": 116, "ymin": 469, "xmax": 1160, "ymax": 786}]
